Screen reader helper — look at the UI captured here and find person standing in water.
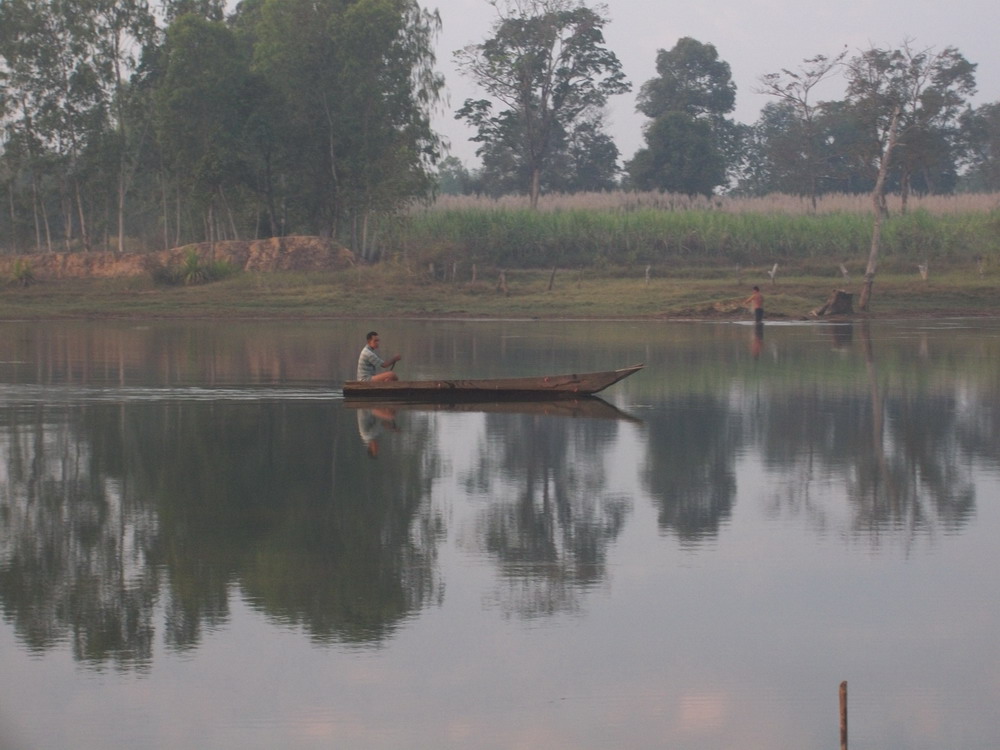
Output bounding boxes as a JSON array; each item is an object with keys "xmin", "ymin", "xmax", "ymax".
[{"xmin": 745, "ymin": 286, "xmax": 764, "ymax": 324}]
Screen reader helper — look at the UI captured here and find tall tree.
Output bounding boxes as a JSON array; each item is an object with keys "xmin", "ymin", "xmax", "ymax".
[
  {"xmin": 250, "ymin": 0, "xmax": 443, "ymax": 252},
  {"xmin": 455, "ymin": 0, "xmax": 629, "ymax": 208},
  {"xmin": 627, "ymin": 37, "xmax": 736, "ymax": 195},
  {"xmin": 844, "ymin": 42, "xmax": 976, "ymax": 211},
  {"xmin": 756, "ymin": 50, "xmax": 846, "ymax": 209},
  {"xmin": 91, "ymin": 0, "xmax": 157, "ymax": 253},
  {"xmin": 153, "ymin": 15, "xmax": 254, "ymax": 242},
  {"xmin": 0, "ymin": 0, "xmax": 109, "ymax": 251}
]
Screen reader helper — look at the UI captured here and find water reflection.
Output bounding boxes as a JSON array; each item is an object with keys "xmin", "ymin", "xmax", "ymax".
[
  {"xmin": 0, "ymin": 319, "xmax": 997, "ymax": 672},
  {"xmin": 642, "ymin": 395, "xmax": 737, "ymax": 542},
  {"xmin": 0, "ymin": 400, "xmax": 444, "ymax": 664},
  {"xmin": 355, "ymin": 405, "xmax": 399, "ymax": 457},
  {"xmin": 462, "ymin": 407, "xmax": 630, "ymax": 618}
]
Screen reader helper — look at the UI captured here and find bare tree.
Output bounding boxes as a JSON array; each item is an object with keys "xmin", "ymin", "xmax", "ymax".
[
  {"xmin": 756, "ymin": 50, "xmax": 847, "ymax": 211},
  {"xmin": 859, "ymin": 106, "xmax": 901, "ymax": 312}
]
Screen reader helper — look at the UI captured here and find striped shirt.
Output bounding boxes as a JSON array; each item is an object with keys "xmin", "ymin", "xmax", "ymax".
[{"xmin": 357, "ymin": 345, "xmax": 384, "ymax": 381}]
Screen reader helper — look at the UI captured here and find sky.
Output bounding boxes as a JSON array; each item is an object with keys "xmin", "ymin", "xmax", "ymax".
[{"xmin": 429, "ymin": 0, "xmax": 1000, "ymax": 167}]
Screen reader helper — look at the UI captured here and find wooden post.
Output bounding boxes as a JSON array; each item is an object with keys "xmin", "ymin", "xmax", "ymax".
[
  {"xmin": 472, "ymin": 263, "xmax": 477, "ymax": 283},
  {"xmin": 547, "ymin": 266, "xmax": 557, "ymax": 291},
  {"xmin": 497, "ymin": 270, "xmax": 509, "ymax": 296},
  {"xmin": 645, "ymin": 265, "xmax": 651, "ymax": 285},
  {"xmin": 840, "ymin": 681, "xmax": 848, "ymax": 750}
]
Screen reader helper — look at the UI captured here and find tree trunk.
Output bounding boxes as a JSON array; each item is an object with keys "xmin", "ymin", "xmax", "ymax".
[
  {"xmin": 529, "ymin": 168, "xmax": 541, "ymax": 210},
  {"xmin": 7, "ymin": 186, "xmax": 17, "ymax": 254},
  {"xmin": 76, "ymin": 179, "xmax": 91, "ymax": 252},
  {"xmin": 859, "ymin": 106, "xmax": 901, "ymax": 312},
  {"xmin": 118, "ymin": 172, "xmax": 126, "ymax": 254}
]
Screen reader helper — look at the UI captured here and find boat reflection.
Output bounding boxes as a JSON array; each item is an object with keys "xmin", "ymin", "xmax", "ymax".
[{"xmin": 344, "ymin": 395, "xmax": 641, "ymax": 423}]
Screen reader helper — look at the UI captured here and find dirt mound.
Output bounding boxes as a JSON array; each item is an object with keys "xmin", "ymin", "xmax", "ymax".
[{"xmin": 0, "ymin": 237, "xmax": 356, "ymax": 279}]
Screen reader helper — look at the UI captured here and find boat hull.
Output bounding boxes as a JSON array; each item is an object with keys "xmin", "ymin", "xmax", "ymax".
[{"xmin": 342, "ymin": 364, "xmax": 642, "ymax": 400}]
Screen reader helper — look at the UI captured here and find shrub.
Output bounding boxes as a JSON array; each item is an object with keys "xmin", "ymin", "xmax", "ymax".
[
  {"xmin": 150, "ymin": 249, "xmax": 236, "ymax": 286},
  {"xmin": 9, "ymin": 259, "xmax": 35, "ymax": 287}
]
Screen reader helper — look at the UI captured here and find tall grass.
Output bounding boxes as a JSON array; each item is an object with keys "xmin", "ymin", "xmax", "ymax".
[
  {"xmin": 428, "ymin": 190, "xmax": 1000, "ymax": 215},
  {"xmin": 387, "ymin": 197, "xmax": 1000, "ymax": 271}
]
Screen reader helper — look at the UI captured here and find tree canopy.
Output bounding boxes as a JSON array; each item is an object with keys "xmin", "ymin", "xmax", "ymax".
[
  {"xmin": 627, "ymin": 37, "xmax": 736, "ymax": 196},
  {"xmin": 454, "ymin": 0, "xmax": 630, "ymax": 207},
  {"xmin": 0, "ymin": 0, "xmax": 443, "ymax": 256}
]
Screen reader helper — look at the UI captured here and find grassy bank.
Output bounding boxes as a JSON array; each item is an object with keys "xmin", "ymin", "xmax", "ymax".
[{"xmin": 2, "ymin": 263, "xmax": 998, "ymax": 320}]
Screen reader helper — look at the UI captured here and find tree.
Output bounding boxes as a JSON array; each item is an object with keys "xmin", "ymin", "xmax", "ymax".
[
  {"xmin": 455, "ymin": 0, "xmax": 629, "ymax": 208},
  {"xmin": 960, "ymin": 102, "xmax": 1000, "ymax": 191},
  {"xmin": 90, "ymin": 0, "xmax": 158, "ymax": 253},
  {"xmin": 0, "ymin": 0, "xmax": 109, "ymax": 251},
  {"xmin": 844, "ymin": 42, "xmax": 976, "ymax": 211},
  {"xmin": 859, "ymin": 105, "xmax": 901, "ymax": 312},
  {"xmin": 153, "ymin": 15, "xmax": 254, "ymax": 242},
  {"xmin": 626, "ymin": 112, "xmax": 723, "ymax": 195},
  {"xmin": 756, "ymin": 50, "xmax": 846, "ymax": 209},
  {"xmin": 636, "ymin": 36, "xmax": 735, "ymax": 122},
  {"xmin": 435, "ymin": 156, "xmax": 474, "ymax": 195},
  {"xmin": 627, "ymin": 37, "xmax": 736, "ymax": 195},
  {"xmin": 249, "ymin": 0, "xmax": 443, "ymax": 254}
]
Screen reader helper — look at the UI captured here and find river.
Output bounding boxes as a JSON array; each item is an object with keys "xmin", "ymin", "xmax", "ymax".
[{"xmin": 0, "ymin": 318, "xmax": 998, "ymax": 750}]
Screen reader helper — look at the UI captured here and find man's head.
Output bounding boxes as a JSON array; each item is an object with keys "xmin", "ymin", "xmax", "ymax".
[
  {"xmin": 752, "ymin": 286, "xmax": 760, "ymax": 292},
  {"xmin": 366, "ymin": 331, "xmax": 380, "ymax": 348}
]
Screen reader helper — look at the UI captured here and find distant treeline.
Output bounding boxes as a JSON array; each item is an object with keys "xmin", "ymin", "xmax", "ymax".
[
  {"xmin": 2, "ymin": 0, "xmax": 999, "ymax": 264},
  {"xmin": 0, "ymin": 0, "xmax": 443, "ymax": 260}
]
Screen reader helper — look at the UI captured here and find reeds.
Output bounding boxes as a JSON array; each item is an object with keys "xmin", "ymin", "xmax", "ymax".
[
  {"xmin": 386, "ymin": 195, "xmax": 1000, "ymax": 270},
  {"xmin": 426, "ymin": 190, "xmax": 1000, "ymax": 215}
]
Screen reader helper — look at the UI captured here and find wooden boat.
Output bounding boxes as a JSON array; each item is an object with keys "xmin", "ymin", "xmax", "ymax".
[{"xmin": 342, "ymin": 364, "xmax": 643, "ymax": 400}]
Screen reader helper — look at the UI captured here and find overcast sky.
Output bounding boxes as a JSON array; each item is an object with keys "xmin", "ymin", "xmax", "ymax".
[{"xmin": 429, "ymin": 0, "xmax": 1000, "ymax": 166}]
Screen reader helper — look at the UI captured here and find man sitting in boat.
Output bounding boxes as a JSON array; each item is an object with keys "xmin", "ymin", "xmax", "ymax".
[{"xmin": 357, "ymin": 331, "xmax": 401, "ymax": 382}]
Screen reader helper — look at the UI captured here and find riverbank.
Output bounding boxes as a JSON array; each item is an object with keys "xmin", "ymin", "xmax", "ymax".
[{"xmin": 1, "ymin": 263, "xmax": 997, "ymax": 320}]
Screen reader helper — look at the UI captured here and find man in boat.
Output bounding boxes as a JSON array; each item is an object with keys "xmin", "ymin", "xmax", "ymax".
[{"xmin": 357, "ymin": 331, "xmax": 401, "ymax": 382}]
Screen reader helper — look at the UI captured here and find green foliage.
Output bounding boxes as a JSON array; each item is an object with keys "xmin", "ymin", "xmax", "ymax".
[
  {"xmin": 9, "ymin": 259, "xmax": 36, "ymax": 287},
  {"xmin": 636, "ymin": 37, "xmax": 736, "ymax": 120},
  {"xmin": 960, "ymin": 103, "xmax": 1000, "ymax": 191},
  {"xmin": 629, "ymin": 38, "xmax": 736, "ymax": 195},
  {"xmin": 394, "ymin": 203, "xmax": 999, "ymax": 270},
  {"xmin": 150, "ymin": 249, "xmax": 237, "ymax": 286},
  {"xmin": 626, "ymin": 113, "xmax": 725, "ymax": 196},
  {"xmin": 454, "ymin": 0, "xmax": 630, "ymax": 206}
]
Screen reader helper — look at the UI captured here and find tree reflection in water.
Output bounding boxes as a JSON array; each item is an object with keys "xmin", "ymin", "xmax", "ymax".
[
  {"xmin": 1, "ymin": 318, "xmax": 997, "ymax": 671},
  {"xmin": 641, "ymin": 396, "xmax": 738, "ymax": 543},
  {"xmin": 462, "ymin": 412, "xmax": 629, "ymax": 618},
  {"xmin": 754, "ymin": 322, "xmax": 976, "ymax": 546},
  {"xmin": 0, "ymin": 400, "xmax": 444, "ymax": 667}
]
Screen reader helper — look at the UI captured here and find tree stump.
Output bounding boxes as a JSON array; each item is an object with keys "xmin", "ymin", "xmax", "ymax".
[{"xmin": 812, "ymin": 289, "xmax": 854, "ymax": 317}]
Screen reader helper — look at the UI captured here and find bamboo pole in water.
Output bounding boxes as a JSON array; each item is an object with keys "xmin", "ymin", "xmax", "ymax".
[{"xmin": 840, "ymin": 681, "xmax": 848, "ymax": 750}]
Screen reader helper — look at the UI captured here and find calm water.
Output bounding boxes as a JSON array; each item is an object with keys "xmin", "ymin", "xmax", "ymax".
[{"xmin": 1, "ymin": 318, "xmax": 998, "ymax": 750}]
